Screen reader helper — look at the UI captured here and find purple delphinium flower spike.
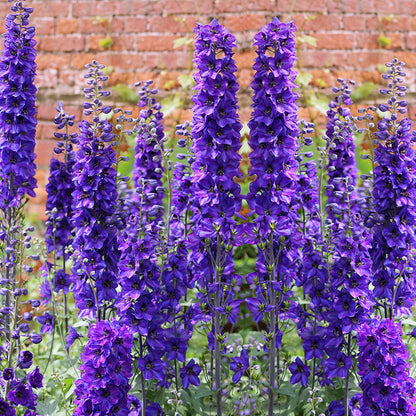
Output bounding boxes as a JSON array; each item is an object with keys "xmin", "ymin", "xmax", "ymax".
[
  {"xmin": 189, "ymin": 18, "xmax": 243, "ymax": 414},
  {"xmin": 0, "ymin": 2, "xmax": 44, "ymax": 413},
  {"xmin": 369, "ymin": 59, "xmax": 416, "ymax": 316},
  {"xmin": 0, "ymin": 0, "xmax": 37, "ymax": 208},
  {"xmin": 324, "ymin": 78, "xmax": 358, "ymax": 222},
  {"xmin": 71, "ymin": 61, "xmax": 119, "ymax": 319},
  {"xmin": 73, "ymin": 320, "xmax": 134, "ymax": 415},
  {"xmin": 44, "ymin": 103, "xmax": 77, "ymax": 259},
  {"xmin": 131, "ymin": 80, "xmax": 165, "ymax": 226},
  {"xmin": 245, "ymin": 17, "xmax": 301, "ymax": 414},
  {"xmin": 357, "ymin": 317, "xmax": 416, "ymax": 415}
]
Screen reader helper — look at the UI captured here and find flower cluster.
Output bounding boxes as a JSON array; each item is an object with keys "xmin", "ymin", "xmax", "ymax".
[
  {"xmin": 324, "ymin": 78, "xmax": 358, "ymax": 221},
  {"xmin": 74, "ymin": 320, "xmax": 135, "ymax": 415},
  {"xmin": 370, "ymin": 59, "xmax": 416, "ymax": 315},
  {"xmin": 357, "ymin": 318, "xmax": 415, "ymax": 415},
  {"xmin": 245, "ymin": 18, "xmax": 301, "ymax": 411},
  {"xmin": 0, "ymin": 0, "xmax": 37, "ymax": 208},
  {"xmin": 44, "ymin": 103, "xmax": 77, "ymax": 258},
  {"xmin": 71, "ymin": 61, "xmax": 119, "ymax": 318},
  {"xmin": 190, "ymin": 18, "xmax": 243, "ymax": 410},
  {"xmin": 245, "ymin": 17, "xmax": 301, "ymax": 319}
]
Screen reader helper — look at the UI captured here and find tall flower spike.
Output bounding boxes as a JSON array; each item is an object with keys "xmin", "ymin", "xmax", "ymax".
[
  {"xmin": 370, "ymin": 59, "xmax": 416, "ymax": 316},
  {"xmin": 324, "ymin": 78, "xmax": 358, "ymax": 223},
  {"xmin": 0, "ymin": 0, "xmax": 37, "ymax": 208},
  {"xmin": 71, "ymin": 61, "xmax": 119, "ymax": 319},
  {"xmin": 357, "ymin": 318, "xmax": 416, "ymax": 415},
  {"xmin": 74, "ymin": 320, "xmax": 134, "ymax": 415},
  {"xmin": 190, "ymin": 18, "xmax": 242, "ymax": 414},
  {"xmin": 44, "ymin": 103, "xmax": 77, "ymax": 259},
  {"xmin": 245, "ymin": 17, "xmax": 301, "ymax": 415}
]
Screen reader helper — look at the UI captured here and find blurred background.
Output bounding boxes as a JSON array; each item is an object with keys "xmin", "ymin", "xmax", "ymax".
[{"xmin": 1, "ymin": 0, "xmax": 415, "ymax": 217}]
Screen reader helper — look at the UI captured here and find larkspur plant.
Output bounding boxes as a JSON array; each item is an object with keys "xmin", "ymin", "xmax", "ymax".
[{"xmin": 2, "ymin": 1, "xmax": 416, "ymax": 415}]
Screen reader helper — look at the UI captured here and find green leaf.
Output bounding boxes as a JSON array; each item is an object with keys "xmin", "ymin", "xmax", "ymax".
[
  {"xmin": 350, "ymin": 82, "xmax": 378, "ymax": 102},
  {"xmin": 161, "ymin": 93, "xmax": 181, "ymax": 116},
  {"xmin": 112, "ymin": 84, "xmax": 140, "ymax": 104},
  {"xmin": 297, "ymin": 72, "xmax": 313, "ymax": 87},
  {"xmin": 377, "ymin": 35, "xmax": 392, "ymax": 47},
  {"xmin": 36, "ymin": 398, "xmax": 58, "ymax": 416},
  {"xmin": 98, "ymin": 37, "xmax": 113, "ymax": 49},
  {"xmin": 309, "ymin": 93, "xmax": 329, "ymax": 114},
  {"xmin": 173, "ymin": 36, "xmax": 194, "ymax": 49},
  {"xmin": 297, "ymin": 34, "xmax": 317, "ymax": 47},
  {"xmin": 178, "ymin": 73, "xmax": 195, "ymax": 89}
]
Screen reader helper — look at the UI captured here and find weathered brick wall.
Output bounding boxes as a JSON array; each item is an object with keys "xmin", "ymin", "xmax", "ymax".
[{"xmin": 1, "ymin": 0, "xmax": 416, "ymax": 215}]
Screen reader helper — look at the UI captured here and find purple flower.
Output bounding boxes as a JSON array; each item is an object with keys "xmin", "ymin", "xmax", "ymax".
[
  {"xmin": 230, "ymin": 348, "xmax": 249, "ymax": 384},
  {"xmin": 0, "ymin": 399, "xmax": 15, "ymax": 416},
  {"xmin": 74, "ymin": 320, "xmax": 133, "ymax": 415},
  {"xmin": 65, "ymin": 326, "xmax": 83, "ymax": 348},
  {"xmin": 37, "ymin": 312, "xmax": 54, "ymax": 335},
  {"xmin": 27, "ymin": 367, "xmax": 43, "ymax": 389},
  {"xmin": 0, "ymin": 0, "xmax": 37, "ymax": 208},
  {"xmin": 180, "ymin": 359, "xmax": 201, "ymax": 389},
  {"xmin": 7, "ymin": 384, "xmax": 36, "ymax": 409},
  {"xmin": 288, "ymin": 357, "xmax": 310, "ymax": 387}
]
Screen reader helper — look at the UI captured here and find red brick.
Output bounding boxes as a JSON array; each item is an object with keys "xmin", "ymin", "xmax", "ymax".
[
  {"xmin": 72, "ymin": 53, "xmax": 112, "ymax": 69},
  {"xmin": 163, "ymin": 0, "xmax": 214, "ymax": 14},
  {"xmin": 397, "ymin": 0, "xmax": 416, "ymax": 14},
  {"xmin": 301, "ymin": 14, "xmax": 342, "ymax": 31},
  {"xmin": 41, "ymin": 35, "xmax": 85, "ymax": 52},
  {"xmin": 215, "ymin": 0, "xmax": 274, "ymax": 12},
  {"xmin": 36, "ymin": 69, "xmax": 59, "ymax": 88},
  {"xmin": 109, "ymin": 53, "xmax": 144, "ymax": 70},
  {"xmin": 130, "ymin": 1, "xmax": 151, "ymax": 14},
  {"xmin": 136, "ymin": 34, "xmax": 177, "ymax": 51},
  {"xmin": 35, "ymin": 139, "xmax": 57, "ymax": 166},
  {"xmin": 356, "ymin": 33, "xmax": 403, "ymax": 50},
  {"xmin": 343, "ymin": 0, "xmax": 362, "ymax": 13},
  {"xmin": 87, "ymin": 34, "xmax": 136, "ymax": 51},
  {"xmin": 37, "ymin": 103, "xmax": 59, "ymax": 121},
  {"xmin": 237, "ymin": 68, "xmax": 254, "ymax": 89},
  {"xmin": 79, "ymin": 17, "xmax": 124, "ymax": 34},
  {"xmin": 366, "ymin": 15, "xmax": 410, "ymax": 31},
  {"xmin": 314, "ymin": 33, "xmax": 355, "ymax": 49},
  {"xmin": 405, "ymin": 33, "xmax": 416, "ymax": 49},
  {"xmin": 289, "ymin": 0, "xmax": 326, "ymax": 13},
  {"xmin": 343, "ymin": 15, "xmax": 366, "ymax": 31},
  {"xmin": 326, "ymin": 0, "xmax": 343, "ymax": 12},
  {"xmin": 57, "ymin": 18, "xmax": 79, "ymax": 34},
  {"xmin": 72, "ymin": 1, "xmax": 131, "ymax": 17},
  {"xmin": 36, "ymin": 54, "xmax": 72, "ymax": 70},
  {"xmin": 32, "ymin": 18, "xmax": 55, "ymax": 35},
  {"xmin": 299, "ymin": 50, "xmax": 346, "ymax": 68},
  {"xmin": 234, "ymin": 51, "xmax": 257, "ymax": 69},
  {"xmin": 144, "ymin": 52, "xmax": 190, "ymax": 70},
  {"xmin": 347, "ymin": 51, "xmax": 391, "ymax": 69},
  {"xmin": 374, "ymin": 0, "xmax": 397, "ymax": 14},
  {"xmin": 124, "ymin": 17, "xmax": 147, "ymax": 33},
  {"xmin": 148, "ymin": 16, "xmax": 195, "ymax": 33},
  {"xmin": 223, "ymin": 14, "xmax": 268, "ymax": 32},
  {"xmin": 32, "ymin": 2, "xmax": 70, "ymax": 17},
  {"xmin": 394, "ymin": 51, "xmax": 416, "ymax": 67}
]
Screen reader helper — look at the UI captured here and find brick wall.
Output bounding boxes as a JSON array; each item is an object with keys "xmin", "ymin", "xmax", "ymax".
[{"xmin": 1, "ymin": 0, "xmax": 416, "ymax": 215}]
